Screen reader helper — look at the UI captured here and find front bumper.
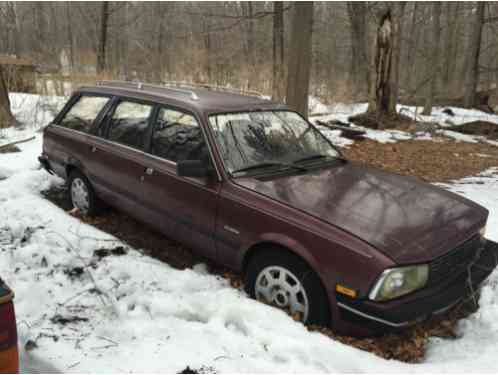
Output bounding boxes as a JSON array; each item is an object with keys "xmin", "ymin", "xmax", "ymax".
[{"xmin": 338, "ymin": 239, "xmax": 498, "ymax": 330}]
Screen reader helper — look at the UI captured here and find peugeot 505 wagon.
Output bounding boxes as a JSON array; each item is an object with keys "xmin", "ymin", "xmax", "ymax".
[{"xmin": 39, "ymin": 81, "xmax": 498, "ymax": 336}]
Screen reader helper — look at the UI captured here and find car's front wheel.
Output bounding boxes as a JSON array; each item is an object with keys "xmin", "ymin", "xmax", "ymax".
[
  {"xmin": 68, "ymin": 170, "xmax": 99, "ymax": 216},
  {"xmin": 244, "ymin": 249, "xmax": 330, "ymax": 326}
]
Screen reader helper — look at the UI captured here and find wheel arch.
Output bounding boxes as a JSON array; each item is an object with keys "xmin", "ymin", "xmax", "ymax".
[
  {"xmin": 65, "ymin": 157, "xmax": 85, "ymax": 180},
  {"xmin": 241, "ymin": 237, "xmax": 329, "ymax": 296}
]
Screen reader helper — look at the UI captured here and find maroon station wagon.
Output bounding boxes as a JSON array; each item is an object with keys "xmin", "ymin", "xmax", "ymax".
[{"xmin": 39, "ymin": 81, "xmax": 498, "ymax": 336}]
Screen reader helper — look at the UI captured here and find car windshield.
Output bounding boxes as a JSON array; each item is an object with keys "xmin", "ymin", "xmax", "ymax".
[{"xmin": 208, "ymin": 110, "xmax": 340, "ymax": 175}]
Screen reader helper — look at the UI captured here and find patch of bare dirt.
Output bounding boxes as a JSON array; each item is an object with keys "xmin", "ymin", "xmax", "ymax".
[{"xmin": 343, "ymin": 138, "xmax": 498, "ymax": 182}]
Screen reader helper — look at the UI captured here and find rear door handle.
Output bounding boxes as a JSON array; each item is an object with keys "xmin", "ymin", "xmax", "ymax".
[
  {"xmin": 90, "ymin": 146, "xmax": 97, "ymax": 153},
  {"xmin": 145, "ymin": 167, "xmax": 154, "ymax": 175}
]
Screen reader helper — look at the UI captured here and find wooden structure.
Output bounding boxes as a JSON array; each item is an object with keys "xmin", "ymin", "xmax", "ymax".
[{"xmin": 0, "ymin": 55, "xmax": 37, "ymax": 93}]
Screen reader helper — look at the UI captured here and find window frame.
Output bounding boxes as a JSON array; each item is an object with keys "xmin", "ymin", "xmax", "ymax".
[
  {"xmin": 54, "ymin": 92, "xmax": 113, "ymax": 135},
  {"xmin": 99, "ymin": 96, "xmax": 158, "ymax": 152},
  {"xmin": 148, "ymin": 104, "xmax": 207, "ymax": 165}
]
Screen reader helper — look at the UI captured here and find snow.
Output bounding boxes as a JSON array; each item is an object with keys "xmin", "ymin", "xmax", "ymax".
[
  {"xmin": 398, "ymin": 105, "xmax": 498, "ymax": 127},
  {"xmin": 310, "ymin": 100, "xmax": 498, "ymax": 148},
  {"xmin": 1, "ymin": 93, "xmax": 498, "ymax": 372}
]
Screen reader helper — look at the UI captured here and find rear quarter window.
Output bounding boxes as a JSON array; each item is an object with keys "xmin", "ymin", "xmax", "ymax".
[{"xmin": 59, "ymin": 95, "xmax": 110, "ymax": 133}]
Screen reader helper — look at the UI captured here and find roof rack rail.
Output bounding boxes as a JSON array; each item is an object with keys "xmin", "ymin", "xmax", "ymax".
[
  {"xmin": 162, "ymin": 81, "xmax": 266, "ymax": 99},
  {"xmin": 96, "ymin": 80, "xmax": 199, "ymax": 101}
]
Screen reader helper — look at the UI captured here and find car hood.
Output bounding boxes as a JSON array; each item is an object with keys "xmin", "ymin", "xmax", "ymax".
[{"xmin": 234, "ymin": 162, "xmax": 488, "ymax": 263}]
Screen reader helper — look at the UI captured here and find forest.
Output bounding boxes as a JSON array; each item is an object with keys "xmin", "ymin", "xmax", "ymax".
[{"xmin": 1, "ymin": 1, "xmax": 498, "ymax": 125}]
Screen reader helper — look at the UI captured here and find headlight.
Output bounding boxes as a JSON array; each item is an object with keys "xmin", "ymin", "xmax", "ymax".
[
  {"xmin": 369, "ymin": 265, "xmax": 429, "ymax": 301},
  {"xmin": 480, "ymin": 225, "xmax": 487, "ymax": 238}
]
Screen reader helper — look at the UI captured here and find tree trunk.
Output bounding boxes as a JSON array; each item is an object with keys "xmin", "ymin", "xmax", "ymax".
[
  {"xmin": 405, "ymin": 3, "xmax": 419, "ymax": 89},
  {"xmin": 96, "ymin": 1, "xmax": 110, "ymax": 75},
  {"xmin": 442, "ymin": 3, "xmax": 458, "ymax": 91},
  {"xmin": 388, "ymin": 3, "xmax": 405, "ymax": 114},
  {"xmin": 286, "ymin": 2, "xmax": 314, "ymax": 117},
  {"xmin": 347, "ymin": 2, "xmax": 369, "ymax": 96},
  {"xmin": 464, "ymin": 2, "xmax": 486, "ymax": 108},
  {"xmin": 65, "ymin": 3, "xmax": 75, "ymax": 72},
  {"xmin": 463, "ymin": 2, "xmax": 485, "ymax": 108},
  {"xmin": 272, "ymin": 1, "xmax": 285, "ymax": 101},
  {"xmin": 0, "ymin": 66, "xmax": 16, "ymax": 129},
  {"xmin": 367, "ymin": 8, "xmax": 393, "ymax": 119},
  {"xmin": 423, "ymin": 2, "xmax": 442, "ymax": 115}
]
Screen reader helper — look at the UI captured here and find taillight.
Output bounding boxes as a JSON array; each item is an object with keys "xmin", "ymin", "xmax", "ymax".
[{"xmin": 0, "ymin": 294, "xmax": 19, "ymax": 373}]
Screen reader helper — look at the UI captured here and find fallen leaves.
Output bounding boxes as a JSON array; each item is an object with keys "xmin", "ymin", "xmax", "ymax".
[{"xmin": 343, "ymin": 138, "xmax": 498, "ymax": 182}]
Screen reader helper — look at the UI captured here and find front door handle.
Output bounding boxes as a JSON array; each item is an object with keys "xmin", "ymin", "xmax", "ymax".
[
  {"xmin": 145, "ymin": 167, "xmax": 154, "ymax": 175},
  {"xmin": 90, "ymin": 146, "xmax": 97, "ymax": 153}
]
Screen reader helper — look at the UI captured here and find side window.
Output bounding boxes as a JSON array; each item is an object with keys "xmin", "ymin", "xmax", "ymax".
[
  {"xmin": 107, "ymin": 101, "xmax": 153, "ymax": 150},
  {"xmin": 151, "ymin": 108, "xmax": 206, "ymax": 163},
  {"xmin": 59, "ymin": 95, "xmax": 109, "ymax": 133}
]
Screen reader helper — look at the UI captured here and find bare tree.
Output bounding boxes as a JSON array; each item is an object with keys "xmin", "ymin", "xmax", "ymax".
[
  {"xmin": 272, "ymin": 1, "xmax": 285, "ymax": 101},
  {"xmin": 364, "ymin": 4, "xmax": 405, "ymax": 124},
  {"xmin": 286, "ymin": 2, "xmax": 313, "ymax": 117},
  {"xmin": 463, "ymin": 2, "xmax": 485, "ymax": 108},
  {"xmin": 347, "ymin": 2, "xmax": 369, "ymax": 95},
  {"xmin": 0, "ymin": 66, "xmax": 16, "ymax": 128},
  {"xmin": 388, "ymin": 3, "xmax": 405, "ymax": 113},
  {"xmin": 366, "ymin": 7, "xmax": 393, "ymax": 118},
  {"xmin": 423, "ymin": 2, "xmax": 442, "ymax": 115},
  {"xmin": 96, "ymin": 1, "xmax": 110, "ymax": 74}
]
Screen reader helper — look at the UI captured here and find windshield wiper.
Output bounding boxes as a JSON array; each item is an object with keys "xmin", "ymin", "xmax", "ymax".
[
  {"xmin": 232, "ymin": 162, "xmax": 307, "ymax": 175},
  {"xmin": 293, "ymin": 153, "xmax": 345, "ymax": 164}
]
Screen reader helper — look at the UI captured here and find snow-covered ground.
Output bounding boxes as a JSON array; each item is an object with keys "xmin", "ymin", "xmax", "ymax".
[
  {"xmin": 309, "ymin": 100, "xmax": 498, "ymax": 147},
  {"xmin": 1, "ymin": 93, "xmax": 498, "ymax": 372}
]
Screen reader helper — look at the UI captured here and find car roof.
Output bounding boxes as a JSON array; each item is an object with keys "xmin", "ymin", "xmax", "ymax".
[{"xmin": 77, "ymin": 82, "xmax": 287, "ymax": 115}]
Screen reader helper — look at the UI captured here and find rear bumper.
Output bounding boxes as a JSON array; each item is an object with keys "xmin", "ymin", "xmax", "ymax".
[
  {"xmin": 338, "ymin": 239, "xmax": 498, "ymax": 330},
  {"xmin": 38, "ymin": 154, "xmax": 54, "ymax": 175}
]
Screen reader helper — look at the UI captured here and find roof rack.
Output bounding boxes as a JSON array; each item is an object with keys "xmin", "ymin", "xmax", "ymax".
[
  {"xmin": 162, "ymin": 81, "xmax": 266, "ymax": 99},
  {"xmin": 96, "ymin": 80, "xmax": 199, "ymax": 101}
]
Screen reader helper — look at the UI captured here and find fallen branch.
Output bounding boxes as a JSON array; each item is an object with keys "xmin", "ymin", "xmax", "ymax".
[{"xmin": 0, "ymin": 136, "xmax": 35, "ymax": 151}]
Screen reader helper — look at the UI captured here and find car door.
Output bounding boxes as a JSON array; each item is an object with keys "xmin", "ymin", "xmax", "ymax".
[
  {"xmin": 84, "ymin": 98, "xmax": 155, "ymax": 216},
  {"xmin": 139, "ymin": 106, "xmax": 220, "ymax": 260}
]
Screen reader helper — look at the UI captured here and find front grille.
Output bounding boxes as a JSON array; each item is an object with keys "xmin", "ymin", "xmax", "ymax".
[{"xmin": 428, "ymin": 234, "xmax": 483, "ymax": 287}]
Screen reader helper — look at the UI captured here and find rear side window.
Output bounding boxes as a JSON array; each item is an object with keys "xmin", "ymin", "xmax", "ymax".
[
  {"xmin": 107, "ymin": 101, "xmax": 153, "ymax": 150},
  {"xmin": 151, "ymin": 107, "xmax": 206, "ymax": 163},
  {"xmin": 59, "ymin": 95, "xmax": 109, "ymax": 133}
]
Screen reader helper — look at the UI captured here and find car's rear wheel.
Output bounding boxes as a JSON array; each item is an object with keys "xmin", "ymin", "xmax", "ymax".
[
  {"xmin": 68, "ymin": 170, "xmax": 99, "ymax": 216},
  {"xmin": 244, "ymin": 249, "xmax": 330, "ymax": 326}
]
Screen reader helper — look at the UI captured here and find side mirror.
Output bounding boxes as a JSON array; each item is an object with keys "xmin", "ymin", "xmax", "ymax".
[{"xmin": 177, "ymin": 159, "xmax": 211, "ymax": 178}]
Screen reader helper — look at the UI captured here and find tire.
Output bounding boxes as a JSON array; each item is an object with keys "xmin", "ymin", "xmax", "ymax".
[
  {"xmin": 67, "ymin": 170, "xmax": 100, "ymax": 216},
  {"xmin": 244, "ymin": 249, "xmax": 330, "ymax": 327}
]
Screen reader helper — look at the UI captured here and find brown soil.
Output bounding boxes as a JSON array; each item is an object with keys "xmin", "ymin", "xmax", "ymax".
[{"xmin": 343, "ymin": 138, "xmax": 498, "ymax": 182}]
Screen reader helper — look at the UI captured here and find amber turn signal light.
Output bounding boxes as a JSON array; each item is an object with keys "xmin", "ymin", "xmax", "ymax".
[{"xmin": 336, "ymin": 284, "xmax": 357, "ymax": 298}]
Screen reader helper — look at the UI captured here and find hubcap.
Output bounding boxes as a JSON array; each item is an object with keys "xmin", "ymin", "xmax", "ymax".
[
  {"xmin": 70, "ymin": 178, "xmax": 90, "ymax": 214},
  {"xmin": 255, "ymin": 266, "xmax": 309, "ymax": 322}
]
